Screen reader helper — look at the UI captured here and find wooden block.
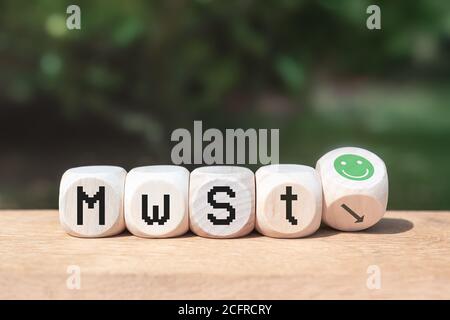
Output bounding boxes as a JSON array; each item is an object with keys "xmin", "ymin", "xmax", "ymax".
[
  {"xmin": 59, "ymin": 166, "xmax": 127, "ymax": 237},
  {"xmin": 124, "ymin": 165, "xmax": 189, "ymax": 238},
  {"xmin": 316, "ymin": 147, "xmax": 389, "ymax": 231},
  {"xmin": 255, "ymin": 164, "xmax": 322, "ymax": 238},
  {"xmin": 189, "ymin": 166, "xmax": 255, "ymax": 238}
]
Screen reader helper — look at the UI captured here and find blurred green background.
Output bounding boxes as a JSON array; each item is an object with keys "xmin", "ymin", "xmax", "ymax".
[{"xmin": 0, "ymin": 0, "xmax": 449, "ymax": 210}]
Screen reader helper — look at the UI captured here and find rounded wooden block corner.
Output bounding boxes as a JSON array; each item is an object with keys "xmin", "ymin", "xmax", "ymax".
[
  {"xmin": 316, "ymin": 147, "xmax": 389, "ymax": 232},
  {"xmin": 59, "ymin": 166, "xmax": 127, "ymax": 238},
  {"xmin": 124, "ymin": 165, "xmax": 189, "ymax": 238},
  {"xmin": 189, "ymin": 166, "xmax": 255, "ymax": 239},
  {"xmin": 255, "ymin": 164, "xmax": 322, "ymax": 238}
]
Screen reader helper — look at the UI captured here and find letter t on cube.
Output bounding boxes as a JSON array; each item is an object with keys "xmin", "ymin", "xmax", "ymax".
[
  {"xmin": 256, "ymin": 164, "xmax": 322, "ymax": 238},
  {"xmin": 59, "ymin": 166, "xmax": 127, "ymax": 237}
]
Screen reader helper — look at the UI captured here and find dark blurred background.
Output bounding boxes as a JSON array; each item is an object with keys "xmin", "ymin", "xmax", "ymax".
[{"xmin": 0, "ymin": 0, "xmax": 449, "ymax": 210}]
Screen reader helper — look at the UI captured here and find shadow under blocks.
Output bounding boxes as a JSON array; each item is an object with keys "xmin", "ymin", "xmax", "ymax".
[
  {"xmin": 292, "ymin": 217, "xmax": 414, "ymax": 239},
  {"xmin": 102, "ymin": 217, "xmax": 414, "ymax": 239}
]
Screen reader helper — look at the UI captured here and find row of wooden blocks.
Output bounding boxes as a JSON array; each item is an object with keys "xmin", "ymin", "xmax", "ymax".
[{"xmin": 59, "ymin": 147, "xmax": 388, "ymax": 238}]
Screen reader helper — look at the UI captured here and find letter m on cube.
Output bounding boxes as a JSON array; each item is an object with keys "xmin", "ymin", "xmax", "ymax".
[{"xmin": 77, "ymin": 186, "xmax": 105, "ymax": 225}]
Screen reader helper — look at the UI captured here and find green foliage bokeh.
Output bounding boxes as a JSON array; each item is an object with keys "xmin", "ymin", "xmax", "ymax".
[{"xmin": 0, "ymin": 0, "xmax": 449, "ymax": 209}]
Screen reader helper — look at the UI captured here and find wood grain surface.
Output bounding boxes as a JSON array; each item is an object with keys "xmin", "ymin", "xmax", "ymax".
[{"xmin": 0, "ymin": 210, "xmax": 449, "ymax": 299}]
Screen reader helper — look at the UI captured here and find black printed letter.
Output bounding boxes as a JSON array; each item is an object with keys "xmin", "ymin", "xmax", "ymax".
[
  {"xmin": 142, "ymin": 194, "xmax": 170, "ymax": 225},
  {"xmin": 280, "ymin": 186, "xmax": 298, "ymax": 225},
  {"xmin": 77, "ymin": 186, "xmax": 105, "ymax": 225},
  {"xmin": 207, "ymin": 186, "xmax": 236, "ymax": 225}
]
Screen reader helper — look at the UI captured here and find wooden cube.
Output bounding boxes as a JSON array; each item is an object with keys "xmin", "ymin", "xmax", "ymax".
[
  {"xmin": 124, "ymin": 165, "xmax": 189, "ymax": 238},
  {"xmin": 59, "ymin": 166, "xmax": 127, "ymax": 237},
  {"xmin": 316, "ymin": 147, "xmax": 389, "ymax": 231},
  {"xmin": 255, "ymin": 164, "xmax": 322, "ymax": 238},
  {"xmin": 189, "ymin": 166, "xmax": 255, "ymax": 238}
]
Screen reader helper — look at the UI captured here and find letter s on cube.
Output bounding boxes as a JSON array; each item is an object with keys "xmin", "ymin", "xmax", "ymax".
[
  {"xmin": 189, "ymin": 166, "xmax": 255, "ymax": 238},
  {"xmin": 59, "ymin": 166, "xmax": 127, "ymax": 237}
]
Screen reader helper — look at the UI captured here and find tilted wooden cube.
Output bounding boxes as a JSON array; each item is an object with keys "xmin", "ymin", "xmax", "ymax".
[
  {"xmin": 255, "ymin": 164, "xmax": 322, "ymax": 238},
  {"xmin": 189, "ymin": 166, "xmax": 255, "ymax": 238},
  {"xmin": 316, "ymin": 147, "xmax": 389, "ymax": 231},
  {"xmin": 124, "ymin": 165, "xmax": 189, "ymax": 238},
  {"xmin": 59, "ymin": 166, "xmax": 127, "ymax": 237}
]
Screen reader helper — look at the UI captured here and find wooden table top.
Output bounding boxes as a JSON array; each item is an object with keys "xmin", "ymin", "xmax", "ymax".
[{"xmin": 0, "ymin": 210, "xmax": 448, "ymax": 299}]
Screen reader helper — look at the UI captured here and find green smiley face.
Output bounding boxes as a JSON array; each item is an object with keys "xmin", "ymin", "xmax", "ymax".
[{"xmin": 334, "ymin": 154, "xmax": 374, "ymax": 181}]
